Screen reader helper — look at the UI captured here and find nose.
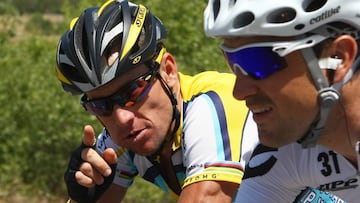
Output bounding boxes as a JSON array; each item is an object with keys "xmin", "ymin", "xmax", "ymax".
[
  {"xmin": 232, "ymin": 72, "xmax": 258, "ymax": 100},
  {"xmin": 112, "ymin": 104, "xmax": 136, "ymax": 124}
]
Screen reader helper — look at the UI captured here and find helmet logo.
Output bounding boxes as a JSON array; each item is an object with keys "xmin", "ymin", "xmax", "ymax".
[
  {"xmin": 135, "ymin": 6, "xmax": 146, "ymax": 28},
  {"xmin": 310, "ymin": 6, "xmax": 341, "ymax": 25},
  {"xmin": 132, "ymin": 56, "xmax": 142, "ymax": 64}
]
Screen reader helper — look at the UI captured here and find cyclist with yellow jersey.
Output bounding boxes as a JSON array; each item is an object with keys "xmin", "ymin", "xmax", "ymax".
[{"xmin": 56, "ymin": 0, "xmax": 257, "ymax": 202}]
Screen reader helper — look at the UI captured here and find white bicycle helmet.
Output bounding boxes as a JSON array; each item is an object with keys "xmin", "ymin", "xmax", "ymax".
[
  {"xmin": 204, "ymin": 0, "xmax": 360, "ymax": 148},
  {"xmin": 204, "ymin": 0, "xmax": 360, "ymax": 37}
]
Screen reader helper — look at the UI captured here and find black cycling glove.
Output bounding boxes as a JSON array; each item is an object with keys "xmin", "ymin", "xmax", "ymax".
[{"xmin": 64, "ymin": 143, "xmax": 116, "ymax": 203}]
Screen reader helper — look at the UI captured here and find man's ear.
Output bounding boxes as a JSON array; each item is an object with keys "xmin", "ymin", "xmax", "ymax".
[
  {"xmin": 159, "ymin": 52, "xmax": 178, "ymax": 86},
  {"xmin": 332, "ymin": 35, "xmax": 358, "ymax": 83}
]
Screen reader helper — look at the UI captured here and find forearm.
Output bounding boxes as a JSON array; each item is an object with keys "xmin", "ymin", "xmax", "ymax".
[
  {"xmin": 67, "ymin": 184, "xmax": 126, "ymax": 203},
  {"xmin": 97, "ymin": 184, "xmax": 127, "ymax": 203},
  {"xmin": 177, "ymin": 181, "xmax": 238, "ymax": 203}
]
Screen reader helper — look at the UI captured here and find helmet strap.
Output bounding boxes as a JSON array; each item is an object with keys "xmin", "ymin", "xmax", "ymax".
[
  {"xmin": 147, "ymin": 73, "xmax": 180, "ymax": 159},
  {"xmin": 298, "ymin": 47, "xmax": 339, "ymax": 148}
]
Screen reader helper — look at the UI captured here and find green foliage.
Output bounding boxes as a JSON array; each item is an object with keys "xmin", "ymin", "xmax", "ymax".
[
  {"xmin": 10, "ymin": 0, "xmax": 65, "ymax": 14},
  {"xmin": 132, "ymin": 0, "xmax": 228, "ymax": 74},
  {"xmin": 24, "ymin": 13, "xmax": 55, "ymax": 35},
  {"xmin": 0, "ymin": 33, "xmax": 101, "ymax": 195},
  {"xmin": 0, "ymin": 2, "xmax": 19, "ymax": 15},
  {"xmin": 0, "ymin": 5, "xmax": 20, "ymax": 40},
  {"xmin": 0, "ymin": 0, "xmax": 230, "ymax": 202}
]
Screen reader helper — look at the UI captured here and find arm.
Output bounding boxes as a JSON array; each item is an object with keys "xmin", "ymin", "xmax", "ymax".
[
  {"xmin": 68, "ymin": 184, "xmax": 126, "ymax": 203},
  {"xmin": 178, "ymin": 181, "xmax": 238, "ymax": 203},
  {"xmin": 178, "ymin": 92, "xmax": 246, "ymax": 202},
  {"xmin": 98, "ymin": 184, "xmax": 127, "ymax": 203}
]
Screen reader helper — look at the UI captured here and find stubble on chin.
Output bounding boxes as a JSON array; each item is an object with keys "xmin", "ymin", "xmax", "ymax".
[{"xmin": 257, "ymin": 125, "xmax": 282, "ymax": 148}]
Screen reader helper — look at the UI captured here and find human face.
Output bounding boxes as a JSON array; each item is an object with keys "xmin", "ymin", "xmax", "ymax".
[
  {"xmin": 86, "ymin": 65, "xmax": 174, "ymax": 155},
  {"xmin": 224, "ymin": 37, "xmax": 320, "ymax": 147}
]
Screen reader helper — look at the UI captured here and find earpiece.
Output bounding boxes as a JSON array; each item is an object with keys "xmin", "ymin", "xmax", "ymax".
[
  {"xmin": 318, "ymin": 56, "xmax": 343, "ymax": 95},
  {"xmin": 318, "ymin": 56, "xmax": 342, "ymax": 70}
]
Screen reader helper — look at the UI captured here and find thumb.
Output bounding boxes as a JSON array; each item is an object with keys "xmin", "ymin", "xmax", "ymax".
[
  {"xmin": 82, "ymin": 125, "xmax": 96, "ymax": 147},
  {"xmin": 103, "ymin": 148, "xmax": 118, "ymax": 165}
]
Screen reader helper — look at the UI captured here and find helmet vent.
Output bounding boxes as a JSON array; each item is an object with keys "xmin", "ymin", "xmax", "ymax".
[
  {"xmin": 60, "ymin": 63, "xmax": 88, "ymax": 83},
  {"xmin": 303, "ymin": 0, "xmax": 327, "ymax": 12},
  {"xmin": 212, "ymin": 0, "xmax": 220, "ymax": 20},
  {"xmin": 267, "ymin": 8, "xmax": 296, "ymax": 24},
  {"xmin": 295, "ymin": 24, "xmax": 305, "ymax": 30},
  {"xmin": 233, "ymin": 12, "xmax": 255, "ymax": 28}
]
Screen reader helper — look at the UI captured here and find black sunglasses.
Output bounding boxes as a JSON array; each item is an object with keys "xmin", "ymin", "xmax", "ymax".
[{"xmin": 81, "ymin": 69, "xmax": 158, "ymax": 116}]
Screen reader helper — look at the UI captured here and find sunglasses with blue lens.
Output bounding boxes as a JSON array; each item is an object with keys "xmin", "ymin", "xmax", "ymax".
[
  {"xmin": 221, "ymin": 34, "xmax": 327, "ymax": 80},
  {"xmin": 81, "ymin": 69, "xmax": 158, "ymax": 117}
]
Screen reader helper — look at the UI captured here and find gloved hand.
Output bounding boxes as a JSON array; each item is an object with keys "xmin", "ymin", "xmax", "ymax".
[{"xmin": 64, "ymin": 125, "xmax": 118, "ymax": 203}]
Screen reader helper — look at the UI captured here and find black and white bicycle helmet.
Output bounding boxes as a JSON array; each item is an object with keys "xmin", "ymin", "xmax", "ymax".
[{"xmin": 56, "ymin": 0, "xmax": 166, "ymax": 95}]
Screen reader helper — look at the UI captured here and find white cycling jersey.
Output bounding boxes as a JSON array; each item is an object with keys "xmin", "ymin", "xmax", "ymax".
[{"xmin": 233, "ymin": 142, "xmax": 360, "ymax": 203}]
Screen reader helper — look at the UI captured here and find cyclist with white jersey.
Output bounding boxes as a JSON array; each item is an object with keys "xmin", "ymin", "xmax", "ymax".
[{"xmin": 204, "ymin": 0, "xmax": 360, "ymax": 202}]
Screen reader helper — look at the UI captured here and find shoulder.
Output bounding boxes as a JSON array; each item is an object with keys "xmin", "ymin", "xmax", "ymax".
[
  {"xmin": 180, "ymin": 71, "xmax": 249, "ymax": 129},
  {"xmin": 243, "ymin": 142, "xmax": 355, "ymax": 182},
  {"xmin": 179, "ymin": 71, "xmax": 236, "ymax": 102},
  {"xmin": 242, "ymin": 144, "xmax": 279, "ymax": 180},
  {"xmin": 243, "ymin": 143, "xmax": 310, "ymax": 180}
]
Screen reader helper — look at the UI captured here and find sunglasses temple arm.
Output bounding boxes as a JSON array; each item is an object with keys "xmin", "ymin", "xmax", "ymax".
[{"xmin": 157, "ymin": 74, "xmax": 177, "ymax": 106}]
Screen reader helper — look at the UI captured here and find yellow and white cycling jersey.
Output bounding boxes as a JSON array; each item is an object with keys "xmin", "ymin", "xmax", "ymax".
[{"xmin": 96, "ymin": 71, "xmax": 258, "ymax": 200}]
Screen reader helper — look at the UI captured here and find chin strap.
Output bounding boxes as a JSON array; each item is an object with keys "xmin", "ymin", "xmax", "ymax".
[
  {"xmin": 146, "ymin": 75, "xmax": 182, "ymax": 195},
  {"xmin": 147, "ymin": 73, "xmax": 180, "ymax": 160}
]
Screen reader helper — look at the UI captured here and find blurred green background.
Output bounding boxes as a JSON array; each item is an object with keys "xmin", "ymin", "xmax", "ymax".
[{"xmin": 0, "ymin": 0, "xmax": 228, "ymax": 202}]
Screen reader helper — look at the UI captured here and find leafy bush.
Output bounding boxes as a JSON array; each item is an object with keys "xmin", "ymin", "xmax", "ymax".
[
  {"xmin": 133, "ymin": 0, "xmax": 228, "ymax": 74},
  {"xmin": 10, "ymin": 0, "xmax": 66, "ymax": 14},
  {"xmin": 0, "ymin": 2, "xmax": 19, "ymax": 15},
  {"xmin": 0, "ymin": 34, "xmax": 99, "ymax": 195},
  {"xmin": 24, "ymin": 13, "xmax": 55, "ymax": 35}
]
